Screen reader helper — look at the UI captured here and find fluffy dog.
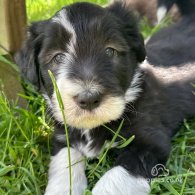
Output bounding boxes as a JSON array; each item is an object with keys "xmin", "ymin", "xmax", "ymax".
[{"xmin": 16, "ymin": 1, "xmax": 195, "ymax": 195}]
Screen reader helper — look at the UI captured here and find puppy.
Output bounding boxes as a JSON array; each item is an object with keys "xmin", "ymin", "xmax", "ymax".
[{"xmin": 16, "ymin": 1, "xmax": 195, "ymax": 195}]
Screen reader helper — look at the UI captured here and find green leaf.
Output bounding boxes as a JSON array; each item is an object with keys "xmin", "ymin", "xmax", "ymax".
[
  {"xmin": 83, "ymin": 189, "xmax": 93, "ymax": 195},
  {"xmin": 89, "ymin": 120, "xmax": 124, "ymax": 177},
  {"xmin": 48, "ymin": 70, "xmax": 64, "ymax": 110},
  {"xmin": 0, "ymin": 55, "xmax": 19, "ymax": 72},
  {"xmin": 161, "ymin": 183, "xmax": 180, "ymax": 195},
  {"xmin": 117, "ymin": 135, "xmax": 135, "ymax": 149},
  {"xmin": 180, "ymin": 170, "xmax": 189, "ymax": 195},
  {"xmin": 0, "ymin": 165, "xmax": 15, "ymax": 177}
]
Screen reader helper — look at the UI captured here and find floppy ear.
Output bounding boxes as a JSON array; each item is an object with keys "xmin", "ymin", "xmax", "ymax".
[
  {"xmin": 15, "ymin": 21, "xmax": 47, "ymax": 89},
  {"xmin": 107, "ymin": 2, "xmax": 146, "ymax": 62}
]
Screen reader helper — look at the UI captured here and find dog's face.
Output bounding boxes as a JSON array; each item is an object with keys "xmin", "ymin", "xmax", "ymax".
[{"xmin": 16, "ymin": 2, "xmax": 145, "ymax": 129}]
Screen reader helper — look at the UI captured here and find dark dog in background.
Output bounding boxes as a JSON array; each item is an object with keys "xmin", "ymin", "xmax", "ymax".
[
  {"xmin": 157, "ymin": 0, "xmax": 180, "ymax": 23},
  {"xmin": 16, "ymin": 0, "xmax": 195, "ymax": 194},
  {"xmin": 146, "ymin": 0, "xmax": 195, "ymax": 66},
  {"xmin": 122, "ymin": 0, "xmax": 180, "ymax": 25}
]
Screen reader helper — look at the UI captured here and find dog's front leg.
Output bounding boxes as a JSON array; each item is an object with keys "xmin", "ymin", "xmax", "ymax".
[
  {"xmin": 92, "ymin": 130, "xmax": 171, "ymax": 195},
  {"xmin": 92, "ymin": 166, "xmax": 150, "ymax": 195},
  {"xmin": 45, "ymin": 147, "xmax": 87, "ymax": 195}
]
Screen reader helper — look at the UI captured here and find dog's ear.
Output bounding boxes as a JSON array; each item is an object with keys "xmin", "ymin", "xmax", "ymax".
[
  {"xmin": 107, "ymin": 2, "xmax": 146, "ymax": 62},
  {"xmin": 15, "ymin": 21, "xmax": 47, "ymax": 89}
]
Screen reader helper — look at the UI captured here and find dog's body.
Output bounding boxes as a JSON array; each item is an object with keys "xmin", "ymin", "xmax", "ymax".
[{"xmin": 16, "ymin": 1, "xmax": 195, "ymax": 195}]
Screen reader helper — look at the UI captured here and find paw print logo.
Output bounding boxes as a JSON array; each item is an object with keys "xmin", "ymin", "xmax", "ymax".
[{"xmin": 151, "ymin": 164, "xmax": 169, "ymax": 177}]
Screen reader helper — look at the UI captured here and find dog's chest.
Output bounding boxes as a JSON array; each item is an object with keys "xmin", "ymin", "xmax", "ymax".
[{"xmin": 55, "ymin": 127, "xmax": 115, "ymax": 158}]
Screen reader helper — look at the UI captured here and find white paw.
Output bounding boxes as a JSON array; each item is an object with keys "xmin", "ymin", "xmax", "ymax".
[
  {"xmin": 92, "ymin": 166, "xmax": 150, "ymax": 195},
  {"xmin": 45, "ymin": 147, "xmax": 87, "ymax": 195}
]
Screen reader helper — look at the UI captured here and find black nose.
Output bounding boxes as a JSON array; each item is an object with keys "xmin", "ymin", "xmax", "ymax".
[{"xmin": 75, "ymin": 92, "xmax": 101, "ymax": 110}]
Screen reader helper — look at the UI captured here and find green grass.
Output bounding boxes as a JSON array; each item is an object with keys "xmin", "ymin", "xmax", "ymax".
[
  {"xmin": 0, "ymin": 0, "xmax": 195, "ymax": 194},
  {"xmin": 0, "ymin": 91, "xmax": 51, "ymax": 194},
  {"xmin": 26, "ymin": 0, "xmax": 107, "ymax": 22}
]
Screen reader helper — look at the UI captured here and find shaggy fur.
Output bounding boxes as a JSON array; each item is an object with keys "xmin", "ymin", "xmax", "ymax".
[{"xmin": 16, "ymin": 1, "xmax": 195, "ymax": 194}]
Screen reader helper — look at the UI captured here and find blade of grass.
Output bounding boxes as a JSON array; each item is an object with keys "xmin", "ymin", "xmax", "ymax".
[
  {"xmin": 0, "ymin": 165, "xmax": 15, "ymax": 177},
  {"xmin": 161, "ymin": 183, "xmax": 180, "ymax": 195},
  {"xmin": 180, "ymin": 170, "xmax": 189, "ymax": 195},
  {"xmin": 0, "ymin": 92, "xmax": 29, "ymax": 142},
  {"xmin": 18, "ymin": 167, "xmax": 42, "ymax": 195},
  {"xmin": 117, "ymin": 135, "xmax": 135, "ymax": 149},
  {"xmin": 48, "ymin": 70, "xmax": 72, "ymax": 195},
  {"xmin": 102, "ymin": 124, "xmax": 126, "ymax": 141},
  {"xmin": 89, "ymin": 119, "xmax": 124, "ymax": 177},
  {"xmin": 0, "ymin": 55, "xmax": 19, "ymax": 72},
  {"xmin": 2, "ymin": 118, "xmax": 13, "ymax": 162}
]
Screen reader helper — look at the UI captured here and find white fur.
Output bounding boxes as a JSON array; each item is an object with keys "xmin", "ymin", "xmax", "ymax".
[
  {"xmin": 53, "ymin": 9, "xmax": 76, "ymax": 64},
  {"xmin": 54, "ymin": 131, "xmax": 98, "ymax": 158},
  {"xmin": 53, "ymin": 9, "xmax": 76, "ymax": 46},
  {"xmin": 157, "ymin": 6, "xmax": 167, "ymax": 24},
  {"xmin": 92, "ymin": 166, "xmax": 150, "ymax": 195},
  {"xmin": 125, "ymin": 69, "xmax": 143, "ymax": 103},
  {"xmin": 55, "ymin": 130, "xmax": 119, "ymax": 158},
  {"xmin": 55, "ymin": 134, "xmax": 66, "ymax": 143},
  {"xmin": 75, "ymin": 131, "xmax": 98, "ymax": 158},
  {"xmin": 45, "ymin": 148, "xmax": 87, "ymax": 195},
  {"xmin": 140, "ymin": 60, "xmax": 195, "ymax": 84},
  {"xmin": 43, "ymin": 94, "xmax": 53, "ymax": 109}
]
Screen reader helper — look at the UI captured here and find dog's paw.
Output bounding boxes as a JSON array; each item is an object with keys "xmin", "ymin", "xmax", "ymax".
[
  {"xmin": 45, "ymin": 180, "xmax": 87, "ymax": 195},
  {"xmin": 45, "ymin": 147, "xmax": 87, "ymax": 195},
  {"xmin": 92, "ymin": 166, "xmax": 150, "ymax": 195}
]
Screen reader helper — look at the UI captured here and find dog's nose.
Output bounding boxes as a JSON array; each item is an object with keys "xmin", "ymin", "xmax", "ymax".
[{"xmin": 75, "ymin": 92, "xmax": 101, "ymax": 110}]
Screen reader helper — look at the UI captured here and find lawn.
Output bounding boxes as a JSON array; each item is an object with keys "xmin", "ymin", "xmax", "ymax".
[{"xmin": 0, "ymin": 0, "xmax": 195, "ymax": 194}]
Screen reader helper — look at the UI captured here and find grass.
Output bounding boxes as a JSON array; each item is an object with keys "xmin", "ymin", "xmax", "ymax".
[
  {"xmin": 0, "ymin": 90, "xmax": 51, "ymax": 194},
  {"xmin": 26, "ymin": 0, "xmax": 107, "ymax": 22},
  {"xmin": 0, "ymin": 0, "xmax": 195, "ymax": 194}
]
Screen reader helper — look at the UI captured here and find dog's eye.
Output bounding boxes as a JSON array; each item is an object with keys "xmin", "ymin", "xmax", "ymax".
[
  {"xmin": 53, "ymin": 53, "xmax": 66, "ymax": 63},
  {"xmin": 105, "ymin": 47, "xmax": 118, "ymax": 57}
]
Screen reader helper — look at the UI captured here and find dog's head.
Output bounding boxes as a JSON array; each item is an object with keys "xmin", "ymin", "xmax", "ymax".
[{"xmin": 16, "ymin": 2, "xmax": 145, "ymax": 129}]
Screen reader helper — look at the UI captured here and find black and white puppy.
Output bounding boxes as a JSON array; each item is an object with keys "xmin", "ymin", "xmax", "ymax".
[{"xmin": 16, "ymin": 1, "xmax": 195, "ymax": 195}]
